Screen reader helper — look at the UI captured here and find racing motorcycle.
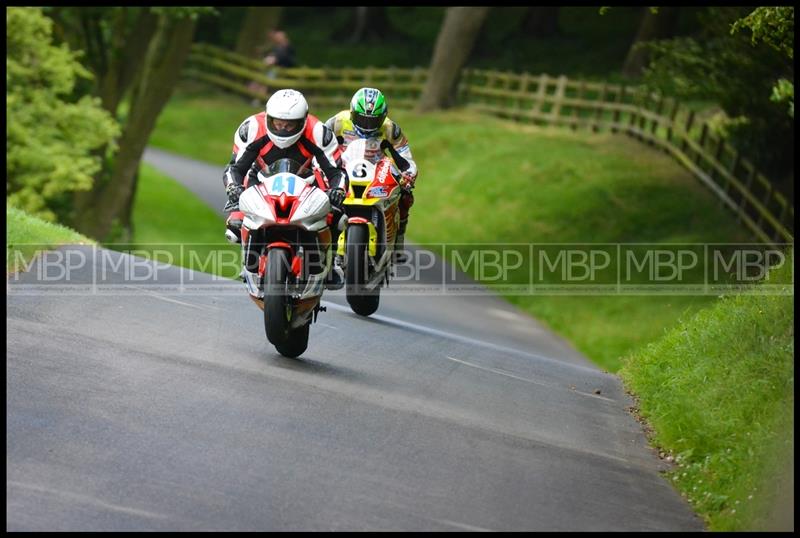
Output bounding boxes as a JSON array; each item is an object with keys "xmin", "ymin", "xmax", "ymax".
[
  {"xmin": 225, "ymin": 158, "xmax": 334, "ymax": 358},
  {"xmin": 339, "ymin": 138, "xmax": 412, "ymax": 316}
]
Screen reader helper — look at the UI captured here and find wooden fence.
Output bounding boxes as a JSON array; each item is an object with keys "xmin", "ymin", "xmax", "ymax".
[{"xmin": 184, "ymin": 43, "xmax": 794, "ymax": 246}]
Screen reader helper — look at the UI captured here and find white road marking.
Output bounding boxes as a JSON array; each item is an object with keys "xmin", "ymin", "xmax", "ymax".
[
  {"xmin": 8, "ymin": 480, "xmax": 170, "ymax": 520},
  {"xmin": 445, "ymin": 355, "xmax": 617, "ymax": 403},
  {"xmin": 124, "ymin": 285, "xmax": 219, "ymax": 311},
  {"xmin": 322, "ymin": 301, "xmax": 602, "ymax": 376},
  {"xmin": 488, "ymin": 307, "xmax": 524, "ymax": 321},
  {"xmin": 445, "ymin": 355, "xmax": 553, "ymax": 389},
  {"xmin": 436, "ymin": 518, "xmax": 494, "ymax": 532}
]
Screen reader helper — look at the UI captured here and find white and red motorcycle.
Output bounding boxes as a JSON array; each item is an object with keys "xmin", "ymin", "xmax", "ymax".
[{"xmin": 225, "ymin": 158, "xmax": 334, "ymax": 358}]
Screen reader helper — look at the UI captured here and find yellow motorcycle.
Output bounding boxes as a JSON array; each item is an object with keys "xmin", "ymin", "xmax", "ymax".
[{"xmin": 339, "ymin": 138, "xmax": 411, "ymax": 316}]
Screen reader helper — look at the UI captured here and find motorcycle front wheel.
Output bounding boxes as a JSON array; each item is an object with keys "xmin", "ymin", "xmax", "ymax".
[
  {"xmin": 345, "ymin": 225, "xmax": 380, "ymax": 317},
  {"xmin": 264, "ymin": 248, "xmax": 292, "ymax": 346}
]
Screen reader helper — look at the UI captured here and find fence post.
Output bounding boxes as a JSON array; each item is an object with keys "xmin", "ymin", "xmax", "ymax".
[
  {"xmin": 516, "ymin": 72, "xmax": 531, "ymax": 121},
  {"xmin": 572, "ymin": 79, "xmax": 585, "ymax": 130},
  {"xmin": 594, "ymin": 82, "xmax": 607, "ymax": 132},
  {"xmin": 651, "ymin": 93, "xmax": 664, "ymax": 136},
  {"xmin": 638, "ymin": 88, "xmax": 648, "ymax": 133},
  {"xmin": 698, "ymin": 123, "xmax": 708, "ymax": 151},
  {"xmin": 628, "ymin": 87, "xmax": 642, "ymax": 140},
  {"xmin": 550, "ymin": 75, "xmax": 567, "ymax": 124},
  {"xmin": 457, "ymin": 67, "xmax": 470, "ymax": 105},
  {"xmin": 666, "ymin": 99, "xmax": 679, "ymax": 143},
  {"xmin": 612, "ymin": 85, "xmax": 625, "ymax": 134},
  {"xmin": 532, "ymin": 74, "xmax": 548, "ymax": 119},
  {"xmin": 680, "ymin": 110, "xmax": 695, "ymax": 153}
]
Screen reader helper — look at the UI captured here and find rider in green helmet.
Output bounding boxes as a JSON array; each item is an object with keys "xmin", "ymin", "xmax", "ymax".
[{"xmin": 326, "ymin": 87, "xmax": 418, "ymax": 261}]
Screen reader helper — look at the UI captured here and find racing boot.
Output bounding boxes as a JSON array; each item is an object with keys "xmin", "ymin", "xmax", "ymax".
[
  {"xmin": 325, "ymin": 254, "xmax": 345, "ymax": 290},
  {"xmin": 393, "ymin": 218, "xmax": 410, "ymax": 264}
]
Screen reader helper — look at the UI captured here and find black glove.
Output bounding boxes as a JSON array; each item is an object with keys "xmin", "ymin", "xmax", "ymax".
[
  {"xmin": 226, "ymin": 182, "xmax": 245, "ymax": 204},
  {"xmin": 328, "ymin": 187, "xmax": 346, "ymax": 209}
]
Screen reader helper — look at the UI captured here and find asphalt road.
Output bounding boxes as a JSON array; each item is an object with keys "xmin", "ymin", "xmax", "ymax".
[{"xmin": 4, "ymin": 148, "xmax": 704, "ymax": 531}]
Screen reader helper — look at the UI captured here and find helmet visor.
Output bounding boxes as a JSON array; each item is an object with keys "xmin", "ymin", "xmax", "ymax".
[
  {"xmin": 267, "ymin": 116, "xmax": 304, "ymax": 138},
  {"xmin": 352, "ymin": 111, "xmax": 385, "ymax": 133}
]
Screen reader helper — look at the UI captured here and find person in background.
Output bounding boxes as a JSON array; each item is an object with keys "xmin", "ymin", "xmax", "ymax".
[{"xmin": 248, "ymin": 30, "xmax": 297, "ymax": 106}]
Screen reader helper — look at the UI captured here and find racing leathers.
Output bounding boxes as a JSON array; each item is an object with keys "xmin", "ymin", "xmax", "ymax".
[
  {"xmin": 222, "ymin": 112, "xmax": 348, "ymax": 296},
  {"xmin": 324, "ymin": 111, "xmax": 418, "ymax": 252}
]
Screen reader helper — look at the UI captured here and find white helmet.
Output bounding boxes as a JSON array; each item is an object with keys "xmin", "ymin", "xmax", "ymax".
[{"xmin": 265, "ymin": 89, "xmax": 308, "ymax": 148}]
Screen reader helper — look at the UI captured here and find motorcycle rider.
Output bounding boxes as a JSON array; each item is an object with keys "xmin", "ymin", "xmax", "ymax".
[
  {"xmin": 222, "ymin": 88, "xmax": 348, "ymax": 295},
  {"xmin": 325, "ymin": 87, "xmax": 418, "ymax": 262}
]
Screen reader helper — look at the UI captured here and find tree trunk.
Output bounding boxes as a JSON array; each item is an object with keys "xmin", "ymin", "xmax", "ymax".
[
  {"xmin": 348, "ymin": 7, "xmax": 393, "ymax": 43},
  {"xmin": 350, "ymin": 7, "xmax": 368, "ymax": 44},
  {"xmin": 97, "ymin": 8, "xmax": 159, "ymax": 115},
  {"xmin": 522, "ymin": 7, "xmax": 561, "ymax": 37},
  {"xmin": 622, "ymin": 7, "xmax": 680, "ymax": 78},
  {"xmin": 417, "ymin": 7, "xmax": 491, "ymax": 112},
  {"xmin": 234, "ymin": 7, "xmax": 282, "ymax": 59},
  {"xmin": 74, "ymin": 14, "xmax": 198, "ymax": 241}
]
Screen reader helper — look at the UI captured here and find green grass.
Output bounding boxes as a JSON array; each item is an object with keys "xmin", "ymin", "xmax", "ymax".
[
  {"xmin": 406, "ymin": 112, "xmax": 750, "ymax": 371},
  {"xmin": 6, "ymin": 202, "xmax": 95, "ymax": 273},
  {"xmin": 149, "ymin": 88, "xmax": 751, "ymax": 371},
  {"xmin": 123, "ymin": 163, "xmax": 240, "ymax": 279},
  {"xmin": 619, "ymin": 259, "xmax": 794, "ymax": 531}
]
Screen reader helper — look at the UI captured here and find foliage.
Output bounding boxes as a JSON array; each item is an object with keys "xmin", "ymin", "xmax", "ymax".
[
  {"xmin": 731, "ymin": 7, "xmax": 794, "ymax": 118},
  {"xmin": 731, "ymin": 7, "xmax": 793, "ymax": 59},
  {"xmin": 620, "ymin": 259, "xmax": 794, "ymax": 530},
  {"xmin": 641, "ymin": 7, "xmax": 793, "ymax": 185},
  {"xmin": 6, "ymin": 7, "xmax": 119, "ymax": 222}
]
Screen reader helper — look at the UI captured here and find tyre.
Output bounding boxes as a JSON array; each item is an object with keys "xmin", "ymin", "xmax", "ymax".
[
  {"xmin": 345, "ymin": 225, "xmax": 380, "ymax": 317},
  {"xmin": 274, "ymin": 322, "xmax": 310, "ymax": 358},
  {"xmin": 264, "ymin": 248, "xmax": 292, "ymax": 346}
]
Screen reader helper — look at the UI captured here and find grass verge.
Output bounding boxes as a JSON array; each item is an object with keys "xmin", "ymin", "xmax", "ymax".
[
  {"xmin": 149, "ymin": 87, "xmax": 751, "ymax": 372},
  {"xmin": 619, "ymin": 258, "xmax": 794, "ymax": 531},
  {"xmin": 6, "ymin": 202, "xmax": 95, "ymax": 273},
  {"xmin": 124, "ymin": 163, "xmax": 240, "ymax": 279}
]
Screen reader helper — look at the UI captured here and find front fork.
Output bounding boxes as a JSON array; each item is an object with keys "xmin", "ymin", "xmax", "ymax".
[{"xmin": 337, "ymin": 218, "xmax": 378, "ymax": 259}]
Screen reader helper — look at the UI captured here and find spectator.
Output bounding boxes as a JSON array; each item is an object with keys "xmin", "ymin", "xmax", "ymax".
[{"xmin": 248, "ymin": 30, "xmax": 296, "ymax": 105}]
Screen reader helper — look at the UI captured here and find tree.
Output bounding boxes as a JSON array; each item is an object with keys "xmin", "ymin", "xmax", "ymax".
[
  {"xmin": 731, "ymin": 7, "xmax": 794, "ymax": 118},
  {"xmin": 622, "ymin": 6, "xmax": 680, "ymax": 78},
  {"xmin": 6, "ymin": 7, "xmax": 119, "ymax": 222},
  {"xmin": 347, "ymin": 7, "xmax": 394, "ymax": 44},
  {"xmin": 47, "ymin": 7, "xmax": 212, "ymax": 240},
  {"xmin": 522, "ymin": 7, "xmax": 561, "ymax": 37},
  {"xmin": 642, "ymin": 7, "xmax": 794, "ymax": 192},
  {"xmin": 417, "ymin": 7, "xmax": 491, "ymax": 112},
  {"xmin": 234, "ymin": 7, "xmax": 282, "ymax": 59}
]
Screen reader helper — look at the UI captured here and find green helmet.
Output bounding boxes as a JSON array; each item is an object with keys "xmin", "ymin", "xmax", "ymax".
[{"xmin": 350, "ymin": 87, "xmax": 388, "ymax": 136}]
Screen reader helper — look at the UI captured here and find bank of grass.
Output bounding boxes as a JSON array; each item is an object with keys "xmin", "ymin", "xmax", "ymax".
[
  {"xmin": 149, "ymin": 87, "xmax": 750, "ymax": 371},
  {"xmin": 6, "ymin": 202, "xmax": 95, "ymax": 273},
  {"xmin": 619, "ymin": 259, "xmax": 794, "ymax": 531},
  {"xmin": 126, "ymin": 163, "xmax": 240, "ymax": 279}
]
